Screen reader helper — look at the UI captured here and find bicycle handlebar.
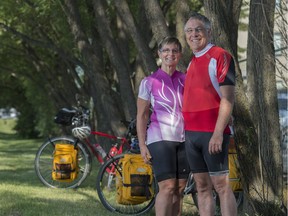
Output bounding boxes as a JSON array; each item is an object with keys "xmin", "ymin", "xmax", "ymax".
[{"xmin": 54, "ymin": 97, "xmax": 137, "ymax": 142}]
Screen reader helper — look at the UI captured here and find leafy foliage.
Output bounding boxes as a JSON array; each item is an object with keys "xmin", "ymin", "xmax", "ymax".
[{"xmin": 0, "ymin": 0, "xmax": 205, "ymax": 137}]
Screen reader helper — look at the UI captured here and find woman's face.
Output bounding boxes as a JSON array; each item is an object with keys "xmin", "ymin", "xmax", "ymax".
[
  {"xmin": 184, "ymin": 18, "xmax": 211, "ymax": 53},
  {"xmin": 158, "ymin": 43, "xmax": 182, "ymax": 67}
]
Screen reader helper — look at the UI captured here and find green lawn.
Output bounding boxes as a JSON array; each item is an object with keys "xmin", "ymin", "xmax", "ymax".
[
  {"xmin": 0, "ymin": 119, "xmax": 115, "ymax": 216},
  {"xmin": 0, "ymin": 119, "xmax": 198, "ymax": 216}
]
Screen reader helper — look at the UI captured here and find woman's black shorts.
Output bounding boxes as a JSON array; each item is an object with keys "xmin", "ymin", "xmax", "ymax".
[{"xmin": 147, "ymin": 141, "xmax": 190, "ymax": 182}]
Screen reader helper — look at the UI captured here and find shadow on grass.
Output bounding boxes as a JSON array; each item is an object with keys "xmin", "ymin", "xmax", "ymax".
[
  {"xmin": 0, "ymin": 131, "xmax": 20, "ymax": 140},
  {"xmin": 0, "ymin": 189, "xmax": 110, "ymax": 216},
  {"xmin": 0, "ymin": 128, "xmax": 201, "ymax": 216},
  {"xmin": 0, "ymin": 168, "xmax": 40, "ymax": 185}
]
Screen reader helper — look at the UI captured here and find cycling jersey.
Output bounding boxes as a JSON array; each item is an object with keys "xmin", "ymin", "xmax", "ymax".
[
  {"xmin": 138, "ymin": 68, "xmax": 185, "ymax": 145},
  {"xmin": 182, "ymin": 44, "xmax": 235, "ymax": 134}
]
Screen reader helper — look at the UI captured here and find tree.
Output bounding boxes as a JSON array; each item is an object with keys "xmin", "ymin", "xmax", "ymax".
[
  {"xmin": 203, "ymin": 0, "xmax": 285, "ymax": 214},
  {"xmin": 246, "ymin": 0, "xmax": 283, "ymax": 214},
  {"xmin": 275, "ymin": 0, "xmax": 288, "ymax": 88}
]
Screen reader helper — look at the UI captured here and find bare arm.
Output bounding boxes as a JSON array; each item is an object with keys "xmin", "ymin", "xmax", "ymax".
[
  {"xmin": 209, "ymin": 85, "xmax": 235, "ymax": 154},
  {"xmin": 136, "ymin": 98, "xmax": 152, "ymax": 163}
]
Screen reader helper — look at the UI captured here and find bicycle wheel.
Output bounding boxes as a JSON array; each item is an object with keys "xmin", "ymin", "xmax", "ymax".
[
  {"xmin": 34, "ymin": 136, "xmax": 92, "ymax": 188},
  {"xmin": 96, "ymin": 153, "xmax": 157, "ymax": 215}
]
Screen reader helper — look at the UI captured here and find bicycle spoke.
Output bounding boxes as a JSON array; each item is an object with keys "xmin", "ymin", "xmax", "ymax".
[
  {"xmin": 96, "ymin": 154, "xmax": 156, "ymax": 215},
  {"xmin": 35, "ymin": 137, "xmax": 91, "ymax": 189}
]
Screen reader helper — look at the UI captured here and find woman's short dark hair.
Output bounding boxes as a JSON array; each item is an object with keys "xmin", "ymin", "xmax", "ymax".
[{"xmin": 158, "ymin": 36, "xmax": 182, "ymax": 52}]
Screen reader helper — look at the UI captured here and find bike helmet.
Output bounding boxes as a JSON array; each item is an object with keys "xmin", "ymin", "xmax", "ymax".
[{"xmin": 72, "ymin": 126, "xmax": 91, "ymax": 139}]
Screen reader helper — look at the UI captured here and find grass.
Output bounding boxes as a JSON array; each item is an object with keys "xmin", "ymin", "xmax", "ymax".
[
  {"xmin": 1, "ymin": 118, "xmax": 287, "ymax": 216},
  {"xmin": 0, "ymin": 118, "xmax": 198, "ymax": 216},
  {"xmin": 0, "ymin": 119, "xmax": 136, "ymax": 216}
]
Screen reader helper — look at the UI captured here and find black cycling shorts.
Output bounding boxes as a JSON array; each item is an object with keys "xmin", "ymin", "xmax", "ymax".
[
  {"xmin": 185, "ymin": 131, "xmax": 230, "ymax": 176},
  {"xmin": 147, "ymin": 141, "xmax": 190, "ymax": 182}
]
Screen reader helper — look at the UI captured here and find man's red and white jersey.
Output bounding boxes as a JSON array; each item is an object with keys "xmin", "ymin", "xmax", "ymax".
[{"xmin": 183, "ymin": 44, "xmax": 235, "ymax": 134}]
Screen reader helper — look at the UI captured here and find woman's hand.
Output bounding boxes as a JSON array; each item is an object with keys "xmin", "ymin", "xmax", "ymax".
[{"xmin": 140, "ymin": 145, "xmax": 152, "ymax": 164}]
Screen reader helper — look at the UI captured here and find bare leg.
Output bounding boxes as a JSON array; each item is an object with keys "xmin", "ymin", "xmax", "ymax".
[
  {"xmin": 172, "ymin": 178, "xmax": 187, "ymax": 216},
  {"xmin": 193, "ymin": 173, "xmax": 215, "ymax": 216},
  {"xmin": 211, "ymin": 175, "xmax": 237, "ymax": 216},
  {"xmin": 155, "ymin": 178, "xmax": 177, "ymax": 216}
]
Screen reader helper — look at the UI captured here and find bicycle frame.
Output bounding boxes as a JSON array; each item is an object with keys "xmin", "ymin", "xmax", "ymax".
[
  {"xmin": 54, "ymin": 102, "xmax": 134, "ymax": 165},
  {"xmin": 73, "ymin": 129, "xmax": 130, "ymax": 166}
]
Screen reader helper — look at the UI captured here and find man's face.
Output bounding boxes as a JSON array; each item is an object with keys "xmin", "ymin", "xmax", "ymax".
[{"xmin": 184, "ymin": 18, "xmax": 211, "ymax": 53}]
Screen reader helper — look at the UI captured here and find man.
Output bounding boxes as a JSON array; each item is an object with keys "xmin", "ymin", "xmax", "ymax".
[{"xmin": 182, "ymin": 12, "xmax": 237, "ymax": 216}]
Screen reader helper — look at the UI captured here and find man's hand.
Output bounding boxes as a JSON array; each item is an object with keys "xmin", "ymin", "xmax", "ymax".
[{"xmin": 209, "ymin": 132, "xmax": 223, "ymax": 154}]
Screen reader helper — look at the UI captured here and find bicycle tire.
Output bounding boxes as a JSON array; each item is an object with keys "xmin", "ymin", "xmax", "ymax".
[
  {"xmin": 96, "ymin": 153, "xmax": 157, "ymax": 215},
  {"xmin": 34, "ymin": 136, "xmax": 92, "ymax": 188}
]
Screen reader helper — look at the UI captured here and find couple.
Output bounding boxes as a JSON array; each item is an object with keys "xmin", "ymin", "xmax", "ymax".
[{"xmin": 136, "ymin": 12, "xmax": 236, "ymax": 216}]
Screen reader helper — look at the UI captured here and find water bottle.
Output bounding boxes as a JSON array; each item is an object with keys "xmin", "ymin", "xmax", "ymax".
[{"xmin": 94, "ymin": 144, "xmax": 107, "ymax": 159}]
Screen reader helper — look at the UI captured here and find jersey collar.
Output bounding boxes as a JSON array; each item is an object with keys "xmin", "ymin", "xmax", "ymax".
[{"xmin": 193, "ymin": 43, "xmax": 214, "ymax": 57}]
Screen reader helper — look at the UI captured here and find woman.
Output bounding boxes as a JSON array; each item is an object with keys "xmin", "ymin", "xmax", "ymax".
[{"xmin": 136, "ymin": 36, "xmax": 190, "ymax": 216}]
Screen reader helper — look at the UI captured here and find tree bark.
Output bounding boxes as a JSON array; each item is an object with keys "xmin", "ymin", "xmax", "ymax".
[
  {"xmin": 63, "ymin": 0, "xmax": 125, "ymax": 136},
  {"xmin": 204, "ymin": 0, "xmax": 285, "ymax": 214},
  {"xmin": 247, "ymin": 0, "xmax": 284, "ymax": 213},
  {"xmin": 143, "ymin": 0, "xmax": 170, "ymax": 43},
  {"xmin": 114, "ymin": 0, "xmax": 158, "ymax": 74},
  {"xmin": 93, "ymin": 0, "xmax": 137, "ymax": 122},
  {"xmin": 175, "ymin": 0, "xmax": 192, "ymax": 71}
]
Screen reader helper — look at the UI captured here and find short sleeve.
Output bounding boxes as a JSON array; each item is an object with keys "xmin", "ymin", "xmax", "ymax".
[
  {"xmin": 138, "ymin": 77, "xmax": 151, "ymax": 101},
  {"xmin": 217, "ymin": 51, "xmax": 233, "ymax": 83}
]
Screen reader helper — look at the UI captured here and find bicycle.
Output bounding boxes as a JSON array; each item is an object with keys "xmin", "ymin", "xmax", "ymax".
[
  {"xmin": 34, "ymin": 98, "xmax": 136, "ymax": 189},
  {"xmin": 96, "ymin": 153, "xmax": 157, "ymax": 215},
  {"xmin": 34, "ymin": 97, "xmax": 157, "ymax": 215}
]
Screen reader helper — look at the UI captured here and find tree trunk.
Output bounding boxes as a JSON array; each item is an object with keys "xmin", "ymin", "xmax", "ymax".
[
  {"xmin": 63, "ymin": 0, "xmax": 125, "ymax": 136},
  {"xmin": 114, "ymin": 0, "xmax": 158, "ymax": 75},
  {"xmin": 93, "ymin": 0, "xmax": 137, "ymax": 122},
  {"xmin": 247, "ymin": 0, "xmax": 284, "ymax": 214},
  {"xmin": 143, "ymin": 0, "xmax": 170, "ymax": 42},
  {"xmin": 175, "ymin": 0, "xmax": 192, "ymax": 71},
  {"xmin": 204, "ymin": 0, "xmax": 285, "ymax": 214}
]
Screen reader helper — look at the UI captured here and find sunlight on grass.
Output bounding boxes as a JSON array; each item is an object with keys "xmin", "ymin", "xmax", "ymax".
[
  {"xmin": 0, "ymin": 119, "xmax": 126, "ymax": 216},
  {"xmin": 0, "ymin": 183, "xmax": 115, "ymax": 216},
  {"xmin": 0, "ymin": 118, "xmax": 16, "ymax": 134},
  {"xmin": 0, "ymin": 118, "xmax": 201, "ymax": 216},
  {"xmin": 0, "ymin": 183, "xmax": 97, "ymax": 201}
]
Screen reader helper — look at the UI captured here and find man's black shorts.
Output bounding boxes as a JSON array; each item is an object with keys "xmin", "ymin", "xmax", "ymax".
[{"xmin": 185, "ymin": 131, "xmax": 230, "ymax": 176}]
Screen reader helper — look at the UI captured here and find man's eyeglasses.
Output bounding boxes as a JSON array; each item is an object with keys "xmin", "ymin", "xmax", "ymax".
[
  {"xmin": 184, "ymin": 27, "xmax": 205, "ymax": 34},
  {"xmin": 160, "ymin": 48, "xmax": 180, "ymax": 54}
]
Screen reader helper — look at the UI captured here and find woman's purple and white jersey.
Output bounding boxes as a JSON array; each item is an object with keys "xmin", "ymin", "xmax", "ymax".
[{"xmin": 138, "ymin": 68, "xmax": 185, "ymax": 145}]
